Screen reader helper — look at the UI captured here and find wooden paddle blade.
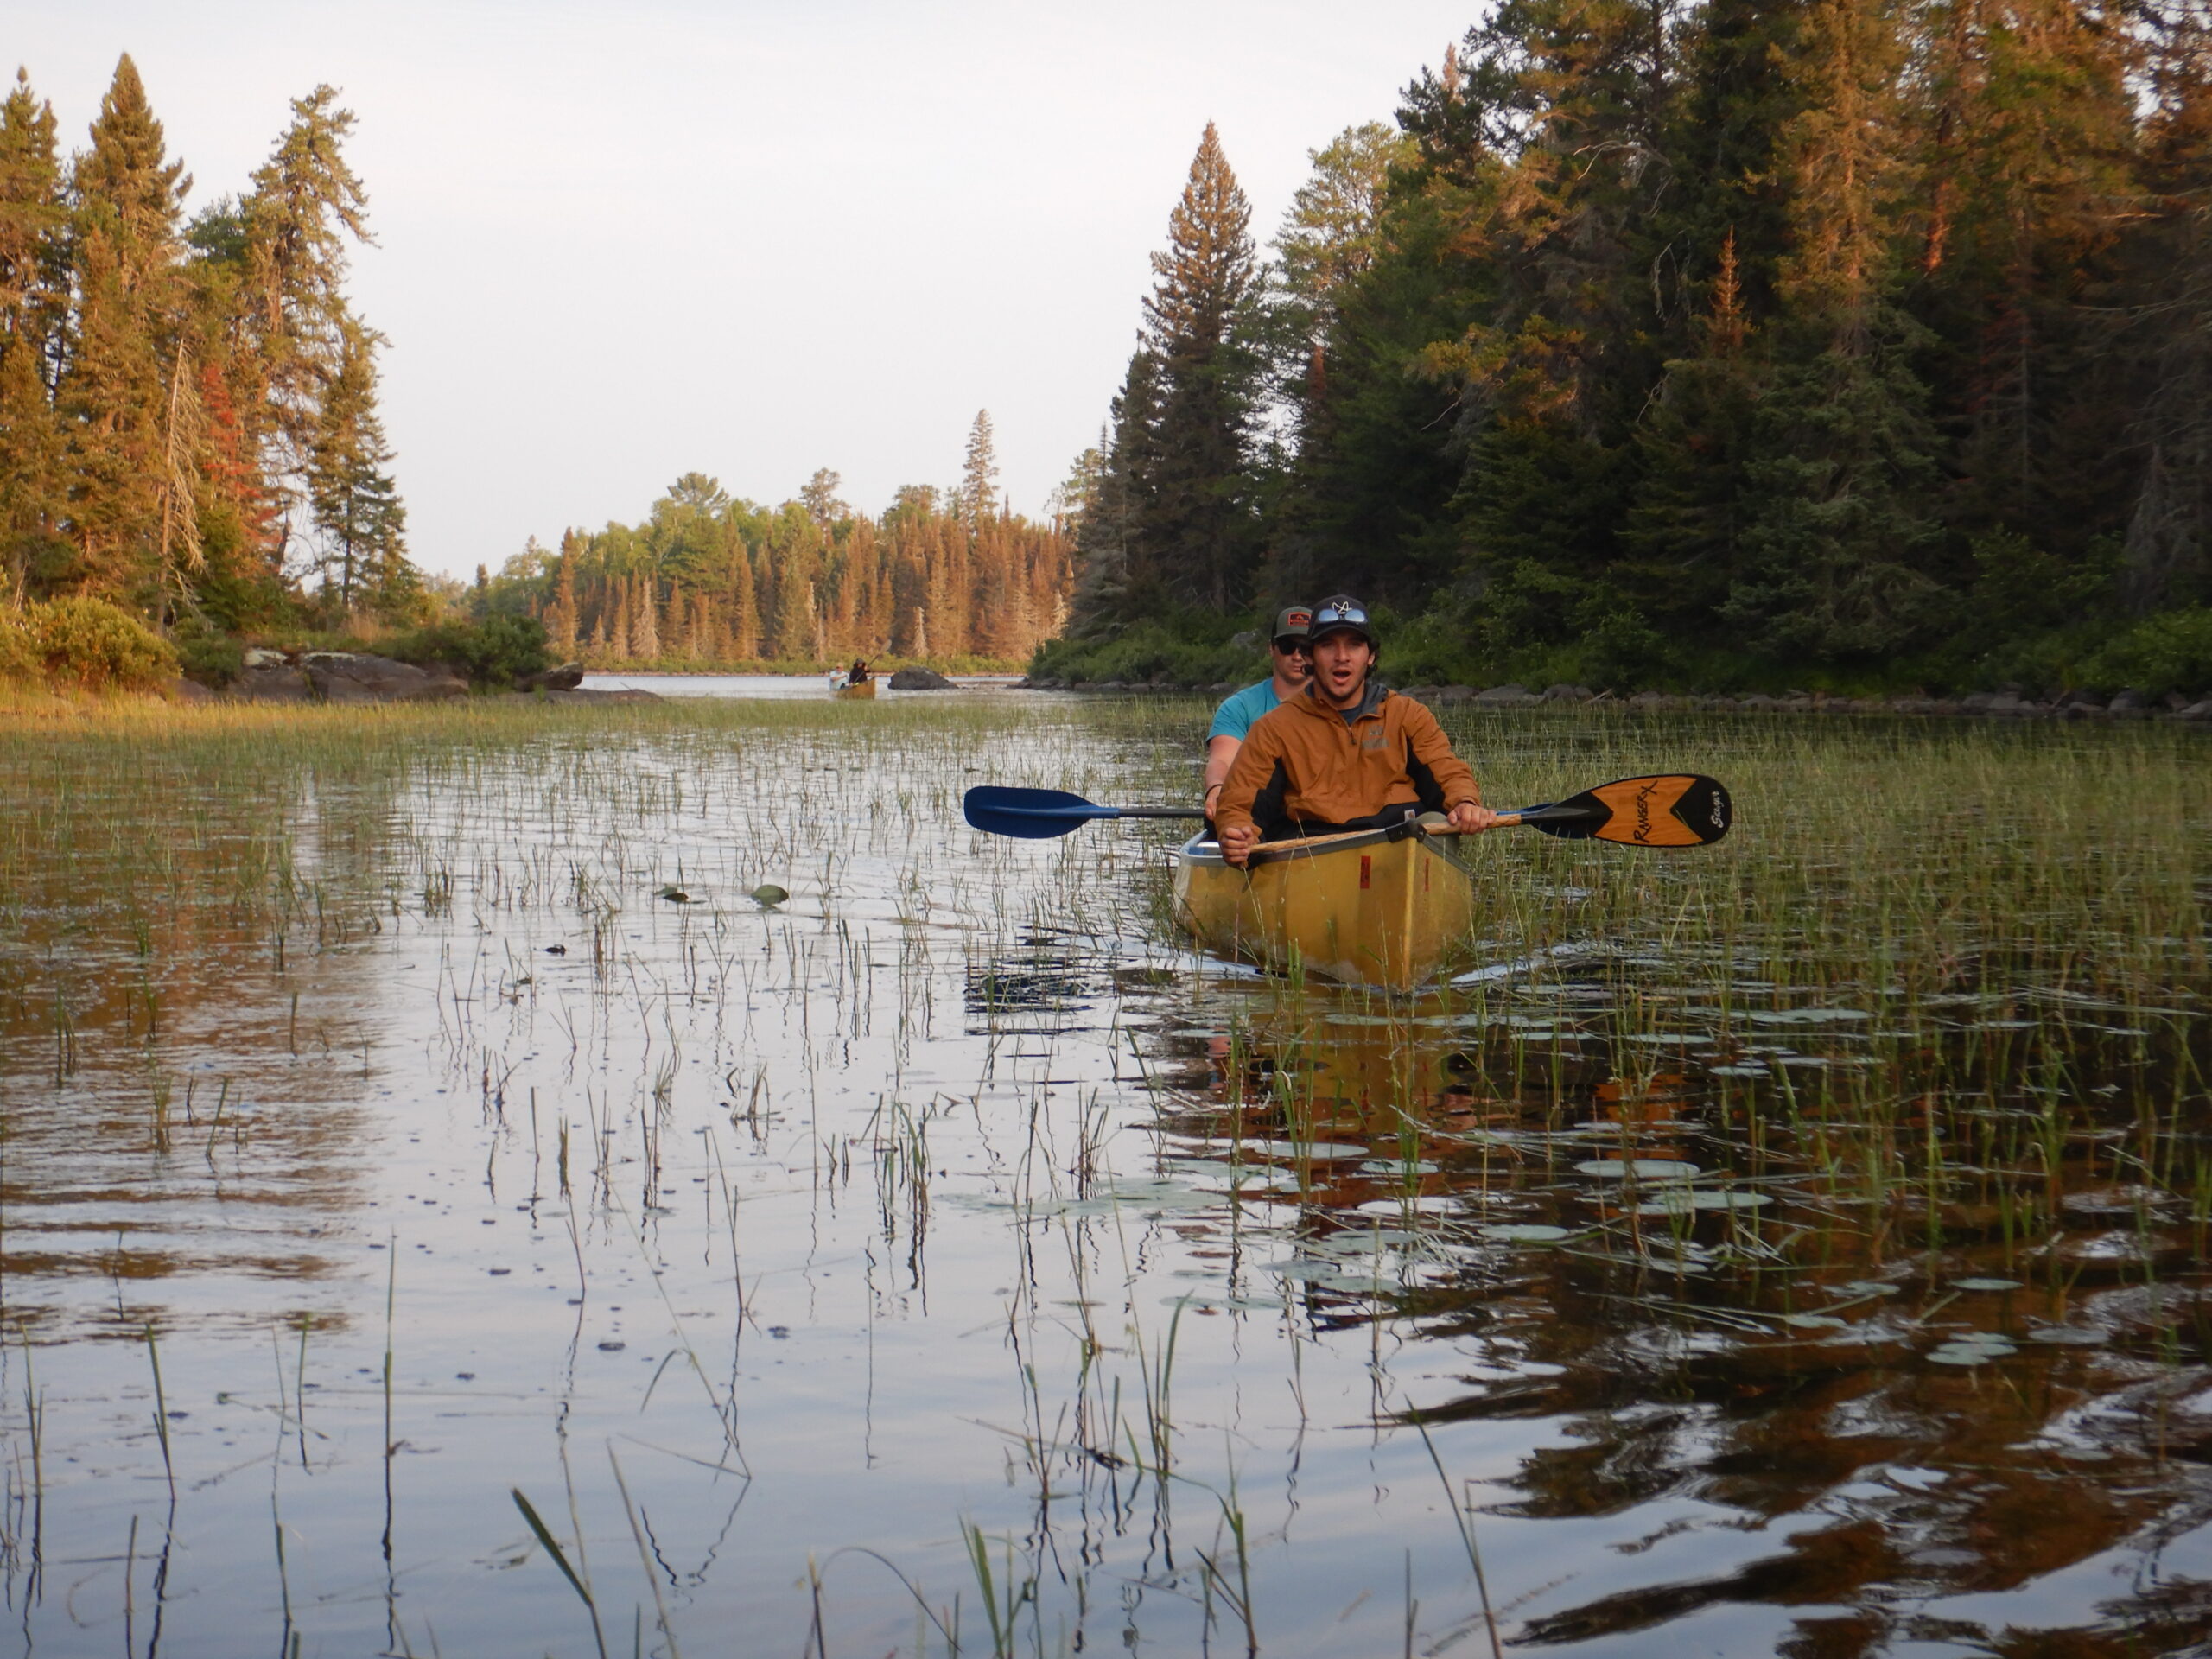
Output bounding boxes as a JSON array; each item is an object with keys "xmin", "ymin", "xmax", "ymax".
[
  {"xmin": 1530, "ymin": 774, "xmax": 1732, "ymax": 846},
  {"xmin": 963, "ymin": 785, "xmax": 1105, "ymax": 839}
]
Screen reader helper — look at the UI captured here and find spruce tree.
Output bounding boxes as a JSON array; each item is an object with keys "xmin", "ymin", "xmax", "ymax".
[
  {"xmin": 960, "ymin": 410, "xmax": 998, "ymax": 525},
  {"xmin": 1621, "ymin": 231, "xmax": 1765, "ymax": 636},
  {"xmin": 238, "ymin": 86, "xmax": 372, "ymax": 493},
  {"xmin": 1137, "ymin": 124, "xmax": 1260, "ymax": 613},
  {"xmin": 0, "ymin": 70, "xmax": 67, "ymax": 596},
  {"xmin": 1719, "ymin": 0, "xmax": 1948, "ymax": 661},
  {"xmin": 799, "ymin": 467, "xmax": 845, "ymax": 530},
  {"xmin": 60, "ymin": 54, "xmax": 191, "ymax": 602},
  {"xmin": 0, "ymin": 69, "xmax": 67, "ymax": 384},
  {"xmin": 304, "ymin": 318, "xmax": 406, "ymax": 613}
]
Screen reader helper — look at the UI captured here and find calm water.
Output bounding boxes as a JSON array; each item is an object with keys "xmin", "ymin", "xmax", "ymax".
[
  {"xmin": 2, "ymin": 700, "xmax": 2208, "ymax": 1657},
  {"xmin": 578, "ymin": 672, "xmax": 1028, "ymax": 699}
]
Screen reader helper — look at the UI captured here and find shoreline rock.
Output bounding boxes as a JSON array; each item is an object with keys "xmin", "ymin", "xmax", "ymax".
[
  {"xmin": 518, "ymin": 661, "xmax": 585, "ymax": 692},
  {"xmin": 888, "ymin": 666, "xmax": 957, "ymax": 690},
  {"xmin": 216, "ymin": 651, "xmax": 661, "ymax": 706},
  {"xmin": 302, "ymin": 652, "xmax": 467, "ymax": 703}
]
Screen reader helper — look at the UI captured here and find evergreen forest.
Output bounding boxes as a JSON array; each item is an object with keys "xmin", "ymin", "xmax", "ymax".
[
  {"xmin": 1045, "ymin": 2, "xmax": 2212, "ymax": 696},
  {"xmin": 0, "ymin": 56, "xmax": 416, "ymax": 639},
  {"xmin": 0, "ymin": 54, "xmax": 1072, "ymax": 682},
  {"xmin": 9, "ymin": 20, "xmax": 2212, "ymax": 695},
  {"xmin": 469, "ymin": 434, "xmax": 1076, "ymax": 671}
]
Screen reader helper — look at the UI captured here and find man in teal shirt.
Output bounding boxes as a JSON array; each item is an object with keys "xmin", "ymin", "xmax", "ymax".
[{"xmin": 1202, "ymin": 606, "xmax": 1310, "ymax": 822}]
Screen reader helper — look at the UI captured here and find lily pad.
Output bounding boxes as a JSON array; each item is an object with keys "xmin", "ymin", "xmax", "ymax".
[
  {"xmin": 1478, "ymin": 1224, "xmax": 1571, "ymax": 1243},
  {"xmin": 1929, "ymin": 1339, "xmax": 2016, "ymax": 1366},
  {"xmin": 1953, "ymin": 1277, "xmax": 2024, "ymax": 1292},
  {"xmin": 750, "ymin": 884, "xmax": 790, "ymax": 906},
  {"xmin": 1358, "ymin": 1159, "xmax": 1440, "ymax": 1177},
  {"xmin": 1783, "ymin": 1313, "xmax": 1848, "ymax": 1330},
  {"xmin": 1576, "ymin": 1158, "xmax": 1700, "ymax": 1180},
  {"xmin": 1634, "ymin": 1191, "xmax": 1772, "ymax": 1215},
  {"xmin": 2027, "ymin": 1326, "xmax": 2107, "ymax": 1345}
]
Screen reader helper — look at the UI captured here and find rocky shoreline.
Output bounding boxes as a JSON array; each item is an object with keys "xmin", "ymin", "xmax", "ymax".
[
  {"xmin": 181, "ymin": 652, "xmax": 664, "ymax": 706},
  {"xmin": 1016, "ymin": 677, "xmax": 2212, "ymax": 722}
]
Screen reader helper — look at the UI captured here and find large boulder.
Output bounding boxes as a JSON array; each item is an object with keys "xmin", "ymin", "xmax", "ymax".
[
  {"xmin": 1472, "ymin": 683, "xmax": 1539, "ymax": 708},
  {"xmin": 302, "ymin": 652, "xmax": 467, "ymax": 702},
  {"xmin": 232, "ymin": 663, "xmax": 315, "ymax": 702},
  {"xmin": 888, "ymin": 666, "xmax": 957, "ymax": 690},
  {"xmin": 518, "ymin": 661, "xmax": 585, "ymax": 692}
]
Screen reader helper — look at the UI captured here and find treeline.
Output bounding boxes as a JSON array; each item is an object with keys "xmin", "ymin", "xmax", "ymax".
[
  {"xmin": 1049, "ymin": 2, "xmax": 2212, "ymax": 694},
  {"xmin": 474, "ymin": 419, "xmax": 1076, "ymax": 668},
  {"xmin": 0, "ymin": 55, "xmax": 417, "ymax": 636}
]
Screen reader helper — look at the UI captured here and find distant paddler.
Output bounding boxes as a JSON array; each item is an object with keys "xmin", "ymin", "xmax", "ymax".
[{"xmin": 1214, "ymin": 595, "xmax": 1500, "ymax": 868}]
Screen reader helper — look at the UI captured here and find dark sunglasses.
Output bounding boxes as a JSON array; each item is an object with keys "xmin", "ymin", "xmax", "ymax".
[{"xmin": 1271, "ymin": 638, "xmax": 1308, "ymax": 653}]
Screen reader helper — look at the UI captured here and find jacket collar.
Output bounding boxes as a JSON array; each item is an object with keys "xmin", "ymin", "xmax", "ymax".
[{"xmin": 1297, "ymin": 678, "xmax": 1390, "ymax": 724}]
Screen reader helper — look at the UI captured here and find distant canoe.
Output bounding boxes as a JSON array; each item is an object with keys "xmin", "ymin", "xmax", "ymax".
[
  {"xmin": 831, "ymin": 677, "xmax": 878, "ymax": 700},
  {"xmin": 1173, "ymin": 821, "xmax": 1478, "ymax": 991}
]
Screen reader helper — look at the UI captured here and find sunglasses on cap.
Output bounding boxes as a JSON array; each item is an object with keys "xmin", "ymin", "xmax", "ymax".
[{"xmin": 1310, "ymin": 598, "xmax": 1369, "ymax": 630}]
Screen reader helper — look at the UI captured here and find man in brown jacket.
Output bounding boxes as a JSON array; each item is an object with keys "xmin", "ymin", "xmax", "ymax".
[{"xmin": 1215, "ymin": 596, "xmax": 1500, "ymax": 868}]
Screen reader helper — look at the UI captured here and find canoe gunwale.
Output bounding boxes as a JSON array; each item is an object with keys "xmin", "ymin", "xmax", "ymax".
[{"xmin": 1179, "ymin": 819, "xmax": 1450, "ymax": 873}]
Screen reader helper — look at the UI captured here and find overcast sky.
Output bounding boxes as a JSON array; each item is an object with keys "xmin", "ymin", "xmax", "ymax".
[{"xmin": 20, "ymin": 2, "xmax": 1472, "ymax": 577}]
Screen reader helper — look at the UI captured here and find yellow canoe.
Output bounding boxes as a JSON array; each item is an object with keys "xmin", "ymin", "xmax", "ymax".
[
  {"xmin": 1172, "ymin": 820, "xmax": 1479, "ymax": 990},
  {"xmin": 833, "ymin": 678, "xmax": 878, "ymax": 700}
]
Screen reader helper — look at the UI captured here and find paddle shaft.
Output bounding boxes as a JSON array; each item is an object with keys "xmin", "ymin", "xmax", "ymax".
[{"xmin": 963, "ymin": 777, "xmax": 1726, "ymax": 846}]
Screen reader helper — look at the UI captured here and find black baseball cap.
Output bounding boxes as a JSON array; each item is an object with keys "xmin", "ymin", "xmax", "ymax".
[{"xmin": 1308, "ymin": 596, "xmax": 1375, "ymax": 646}]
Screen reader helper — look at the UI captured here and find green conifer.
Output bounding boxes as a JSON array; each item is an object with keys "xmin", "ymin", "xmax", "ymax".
[
  {"xmin": 304, "ymin": 318, "xmax": 406, "ymax": 613},
  {"xmin": 60, "ymin": 54, "xmax": 191, "ymax": 603},
  {"xmin": 1136, "ymin": 124, "xmax": 1261, "ymax": 613}
]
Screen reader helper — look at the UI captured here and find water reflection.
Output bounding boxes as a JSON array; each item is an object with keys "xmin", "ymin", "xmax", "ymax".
[
  {"xmin": 1, "ymin": 705, "xmax": 2206, "ymax": 1656},
  {"xmin": 1135, "ymin": 971, "xmax": 2212, "ymax": 1649}
]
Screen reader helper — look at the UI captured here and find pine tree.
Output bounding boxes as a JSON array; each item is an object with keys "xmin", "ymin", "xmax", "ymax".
[
  {"xmin": 0, "ymin": 70, "xmax": 67, "ymax": 598},
  {"xmin": 1621, "ymin": 231, "xmax": 1765, "ymax": 636},
  {"xmin": 304, "ymin": 318, "xmax": 406, "ymax": 613},
  {"xmin": 725, "ymin": 542, "xmax": 757, "ymax": 659},
  {"xmin": 1137, "ymin": 124, "xmax": 1261, "ymax": 612},
  {"xmin": 1722, "ymin": 0, "xmax": 1947, "ymax": 661},
  {"xmin": 0, "ymin": 69, "xmax": 67, "ymax": 385},
  {"xmin": 1274, "ymin": 121, "xmax": 1415, "ymax": 407},
  {"xmin": 0, "ymin": 330, "xmax": 62, "ymax": 599},
  {"xmin": 800, "ymin": 467, "xmax": 846, "ymax": 530},
  {"xmin": 960, "ymin": 410, "xmax": 998, "ymax": 525},
  {"xmin": 237, "ymin": 86, "xmax": 372, "ymax": 508},
  {"xmin": 1914, "ymin": 0, "xmax": 2141, "ymax": 537},
  {"xmin": 547, "ymin": 540, "xmax": 578, "ymax": 651},
  {"xmin": 1068, "ymin": 360, "xmax": 1160, "ymax": 635},
  {"xmin": 631, "ymin": 571, "xmax": 660, "ymax": 659}
]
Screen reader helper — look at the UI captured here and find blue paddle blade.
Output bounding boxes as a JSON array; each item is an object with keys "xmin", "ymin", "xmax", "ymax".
[{"xmin": 963, "ymin": 786, "xmax": 1114, "ymax": 839}]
